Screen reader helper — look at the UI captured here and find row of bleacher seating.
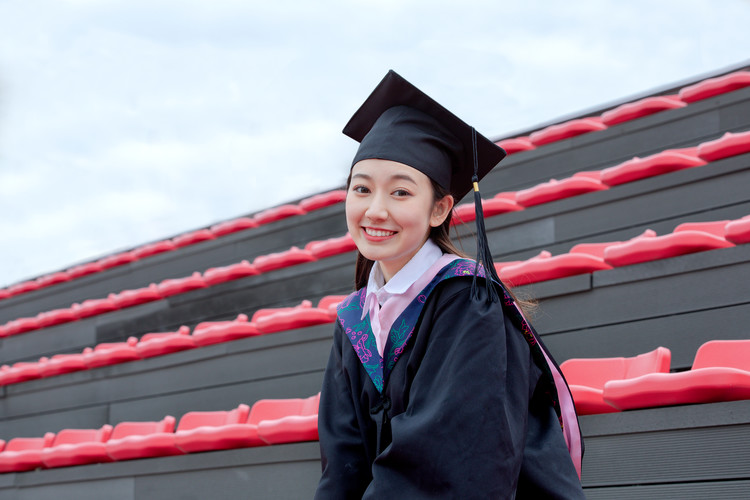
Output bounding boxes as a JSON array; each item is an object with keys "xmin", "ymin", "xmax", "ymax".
[
  {"xmin": 0, "ymin": 297, "xmax": 345, "ymax": 386},
  {"xmin": 0, "ymin": 394, "xmax": 319, "ymax": 472},
  {"xmin": 1, "ymin": 212, "xmax": 748, "ymax": 387},
  {"xmin": 2, "ymin": 203, "xmax": 748, "ymax": 341},
  {"xmin": 2, "ymin": 71, "xmax": 748, "ymax": 305},
  {"xmin": 562, "ymin": 340, "xmax": 750, "ymax": 415},
  {"xmin": 2, "ymin": 127, "xmax": 749, "ymax": 337}
]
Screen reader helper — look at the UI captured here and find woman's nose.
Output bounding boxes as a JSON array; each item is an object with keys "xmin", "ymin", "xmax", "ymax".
[{"xmin": 365, "ymin": 195, "xmax": 388, "ymax": 221}]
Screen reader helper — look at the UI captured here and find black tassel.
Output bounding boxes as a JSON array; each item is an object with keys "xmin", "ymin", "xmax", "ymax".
[{"xmin": 470, "ymin": 127, "xmax": 500, "ymax": 303}]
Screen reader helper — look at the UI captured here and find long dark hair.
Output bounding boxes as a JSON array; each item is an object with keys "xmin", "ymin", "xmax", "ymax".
[{"xmin": 345, "ymin": 172, "xmax": 536, "ymax": 317}]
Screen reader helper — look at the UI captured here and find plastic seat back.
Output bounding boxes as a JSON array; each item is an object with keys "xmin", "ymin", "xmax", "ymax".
[
  {"xmin": 52, "ymin": 426, "xmax": 113, "ymax": 446},
  {"xmin": 692, "ymin": 340, "xmax": 750, "ymax": 371},
  {"xmin": 176, "ymin": 404, "xmax": 250, "ymax": 432},
  {"xmin": 248, "ymin": 395, "xmax": 320, "ymax": 425},
  {"xmin": 561, "ymin": 357, "xmax": 628, "ymax": 390},
  {"xmin": 110, "ymin": 416, "xmax": 176, "ymax": 440},
  {"xmin": 5, "ymin": 434, "xmax": 55, "ymax": 452},
  {"xmin": 624, "ymin": 347, "xmax": 672, "ymax": 378}
]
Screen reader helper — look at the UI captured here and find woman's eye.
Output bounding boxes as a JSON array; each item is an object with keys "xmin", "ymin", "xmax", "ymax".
[
  {"xmin": 352, "ymin": 185, "xmax": 370, "ymax": 194},
  {"xmin": 392, "ymin": 189, "xmax": 411, "ymax": 197}
]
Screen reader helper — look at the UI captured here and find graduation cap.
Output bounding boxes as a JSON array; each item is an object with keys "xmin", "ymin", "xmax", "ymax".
[{"xmin": 343, "ymin": 70, "xmax": 507, "ymax": 301}]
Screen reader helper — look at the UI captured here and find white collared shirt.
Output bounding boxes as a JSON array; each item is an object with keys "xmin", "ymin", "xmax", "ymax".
[{"xmin": 362, "ymin": 239, "xmax": 444, "ymax": 356}]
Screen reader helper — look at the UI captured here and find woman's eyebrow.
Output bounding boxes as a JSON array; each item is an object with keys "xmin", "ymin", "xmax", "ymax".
[{"xmin": 351, "ymin": 172, "xmax": 417, "ymax": 185}]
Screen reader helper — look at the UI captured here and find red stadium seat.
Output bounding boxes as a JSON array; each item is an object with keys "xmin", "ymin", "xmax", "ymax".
[
  {"xmin": 132, "ymin": 240, "xmax": 177, "ymax": 259},
  {"xmin": 497, "ymin": 250, "xmax": 612, "ymax": 287},
  {"xmin": 254, "ymin": 394, "xmax": 320, "ymax": 445},
  {"xmin": 174, "ymin": 404, "xmax": 262, "ymax": 453},
  {"xmin": 202, "ymin": 260, "xmax": 260, "ymax": 286},
  {"xmin": 35, "ymin": 271, "xmax": 72, "ymax": 288},
  {"xmin": 109, "ymin": 283, "xmax": 163, "ymax": 308},
  {"xmin": 725, "ymin": 215, "xmax": 750, "ymax": 244},
  {"xmin": 7, "ymin": 280, "xmax": 41, "ymax": 296},
  {"xmin": 529, "ymin": 117, "xmax": 607, "ymax": 146},
  {"xmin": 603, "ymin": 228, "xmax": 734, "ymax": 267},
  {"xmin": 305, "ymin": 234, "xmax": 357, "ymax": 259},
  {"xmin": 41, "ymin": 425, "xmax": 114, "ymax": 468},
  {"xmin": 696, "ymin": 129, "xmax": 750, "ymax": 162},
  {"xmin": 67, "ymin": 261, "xmax": 103, "ymax": 279},
  {"xmin": 171, "ymin": 229, "xmax": 216, "ymax": 248},
  {"xmin": 569, "ymin": 240, "xmax": 622, "ymax": 259},
  {"xmin": 496, "ymin": 136, "xmax": 536, "ymax": 154},
  {"xmin": 252, "ymin": 247, "xmax": 317, "ymax": 273},
  {"xmin": 600, "ymin": 146, "xmax": 706, "ymax": 186},
  {"xmin": 254, "ymin": 301, "xmax": 334, "ymax": 334},
  {"xmin": 210, "ymin": 217, "xmax": 258, "ymax": 237},
  {"xmin": 298, "ymin": 190, "xmax": 347, "ymax": 212},
  {"xmin": 253, "ymin": 204, "xmax": 306, "ymax": 225},
  {"xmin": 36, "ymin": 307, "xmax": 78, "ymax": 328},
  {"xmin": 0, "ymin": 289, "xmax": 9, "ymax": 301},
  {"xmin": 192, "ymin": 314, "xmax": 260, "ymax": 347},
  {"xmin": 604, "ymin": 340, "xmax": 750, "ymax": 410},
  {"xmin": 157, "ymin": 272, "xmax": 207, "ymax": 297},
  {"xmin": 451, "ymin": 196, "xmax": 523, "ymax": 224},
  {"xmin": 98, "ymin": 250, "xmax": 138, "ymax": 270},
  {"xmin": 38, "ymin": 353, "xmax": 88, "ymax": 378},
  {"xmin": 0, "ymin": 433, "xmax": 56, "ymax": 473},
  {"xmin": 318, "ymin": 295, "xmax": 348, "ymax": 320},
  {"xmin": 516, "ymin": 172, "xmax": 608, "ymax": 207},
  {"xmin": 136, "ymin": 326, "xmax": 195, "ymax": 358},
  {"xmin": 71, "ymin": 296, "xmax": 120, "ymax": 318},
  {"xmin": 83, "ymin": 337, "xmax": 141, "ymax": 369},
  {"xmin": 673, "ymin": 220, "xmax": 731, "ymax": 238},
  {"xmin": 3, "ymin": 316, "xmax": 42, "ymax": 336},
  {"xmin": 105, "ymin": 416, "xmax": 183, "ymax": 461},
  {"xmin": 678, "ymin": 70, "xmax": 750, "ymax": 103},
  {"xmin": 600, "ymin": 94, "xmax": 686, "ymax": 126},
  {"xmin": 561, "ymin": 347, "xmax": 671, "ymax": 415},
  {"xmin": 0, "ymin": 361, "xmax": 43, "ymax": 385}
]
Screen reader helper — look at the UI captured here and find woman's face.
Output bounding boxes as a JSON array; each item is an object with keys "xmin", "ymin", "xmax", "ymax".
[{"xmin": 346, "ymin": 159, "xmax": 453, "ymax": 282}]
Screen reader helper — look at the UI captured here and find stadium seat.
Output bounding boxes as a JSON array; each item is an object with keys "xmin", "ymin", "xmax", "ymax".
[
  {"xmin": 3, "ymin": 316, "xmax": 41, "ymax": 336},
  {"xmin": 41, "ymin": 425, "xmax": 114, "ymax": 468},
  {"xmin": 560, "ymin": 347, "xmax": 671, "ymax": 415},
  {"xmin": 696, "ymin": 129, "xmax": 750, "ymax": 162},
  {"xmin": 317, "ymin": 295, "xmax": 348, "ymax": 320},
  {"xmin": 515, "ymin": 172, "xmax": 608, "ymax": 207},
  {"xmin": 254, "ymin": 301, "xmax": 334, "ymax": 334},
  {"xmin": 678, "ymin": 70, "xmax": 750, "ymax": 103},
  {"xmin": 673, "ymin": 220, "xmax": 731, "ymax": 238},
  {"xmin": 725, "ymin": 215, "xmax": 750, "ymax": 244},
  {"xmin": 298, "ymin": 190, "xmax": 347, "ymax": 212},
  {"xmin": 210, "ymin": 217, "xmax": 258, "ymax": 236},
  {"xmin": 192, "ymin": 314, "xmax": 260, "ymax": 347},
  {"xmin": 71, "ymin": 296, "xmax": 120, "ymax": 318},
  {"xmin": 66, "ymin": 261, "xmax": 104, "ymax": 279},
  {"xmin": 38, "ymin": 353, "xmax": 88, "ymax": 378},
  {"xmin": 305, "ymin": 234, "xmax": 357, "ymax": 259},
  {"xmin": 98, "ymin": 250, "xmax": 138, "ymax": 270},
  {"xmin": 252, "ymin": 247, "xmax": 317, "ymax": 273},
  {"xmin": 569, "ymin": 240, "xmax": 622, "ymax": 259},
  {"xmin": 136, "ymin": 325, "xmax": 195, "ymax": 358},
  {"xmin": 7, "ymin": 279, "xmax": 41, "ymax": 296},
  {"xmin": 253, "ymin": 204, "xmax": 306, "ymax": 225},
  {"xmin": 35, "ymin": 271, "xmax": 72, "ymax": 288},
  {"xmin": 253, "ymin": 394, "xmax": 320, "ymax": 445},
  {"xmin": 174, "ymin": 404, "xmax": 262, "ymax": 453},
  {"xmin": 0, "ymin": 433, "xmax": 56, "ymax": 473},
  {"xmin": 497, "ymin": 250, "xmax": 612, "ymax": 287},
  {"xmin": 157, "ymin": 272, "xmax": 207, "ymax": 297},
  {"xmin": 600, "ymin": 146, "xmax": 706, "ymax": 186},
  {"xmin": 83, "ymin": 337, "xmax": 141, "ymax": 368},
  {"xmin": 132, "ymin": 239, "xmax": 177, "ymax": 259},
  {"xmin": 604, "ymin": 340, "xmax": 750, "ymax": 410},
  {"xmin": 603, "ymin": 228, "xmax": 735, "ymax": 267},
  {"xmin": 109, "ymin": 283, "xmax": 163, "ymax": 309},
  {"xmin": 171, "ymin": 229, "xmax": 216, "ymax": 248},
  {"xmin": 529, "ymin": 117, "xmax": 607, "ymax": 146},
  {"xmin": 451, "ymin": 196, "xmax": 523, "ymax": 224},
  {"xmin": 105, "ymin": 416, "xmax": 183, "ymax": 461},
  {"xmin": 496, "ymin": 136, "xmax": 535, "ymax": 154},
  {"xmin": 202, "ymin": 260, "xmax": 260, "ymax": 286},
  {"xmin": 0, "ymin": 361, "xmax": 43, "ymax": 385},
  {"xmin": 0, "ymin": 289, "xmax": 9, "ymax": 301},
  {"xmin": 36, "ymin": 307, "xmax": 78, "ymax": 328},
  {"xmin": 600, "ymin": 95, "xmax": 686, "ymax": 126}
]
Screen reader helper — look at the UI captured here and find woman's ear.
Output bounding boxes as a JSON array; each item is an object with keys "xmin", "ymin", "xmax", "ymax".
[{"xmin": 430, "ymin": 194, "xmax": 455, "ymax": 227}]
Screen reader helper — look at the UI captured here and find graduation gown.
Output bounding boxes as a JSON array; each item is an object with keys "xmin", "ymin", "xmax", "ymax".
[{"xmin": 315, "ymin": 259, "xmax": 585, "ymax": 499}]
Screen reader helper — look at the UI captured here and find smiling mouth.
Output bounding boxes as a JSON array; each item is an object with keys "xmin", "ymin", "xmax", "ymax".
[{"xmin": 364, "ymin": 227, "xmax": 397, "ymax": 237}]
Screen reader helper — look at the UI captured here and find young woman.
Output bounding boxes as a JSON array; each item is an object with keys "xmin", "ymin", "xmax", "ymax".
[{"xmin": 315, "ymin": 71, "xmax": 585, "ymax": 499}]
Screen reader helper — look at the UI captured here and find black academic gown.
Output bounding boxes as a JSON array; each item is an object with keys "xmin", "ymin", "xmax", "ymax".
[{"xmin": 315, "ymin": 276, "xmax": 585, "ymax": 499}]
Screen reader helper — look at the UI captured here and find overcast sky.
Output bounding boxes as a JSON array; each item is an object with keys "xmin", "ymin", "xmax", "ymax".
[{"xmin": 1, "ymin": 0, "xmax": 749, "ymax": 288}]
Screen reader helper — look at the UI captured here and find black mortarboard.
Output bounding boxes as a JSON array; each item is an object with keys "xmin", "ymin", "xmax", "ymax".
[{"xmin": 343, "ymin": 70, "xmax": 507, "ymax": 301}]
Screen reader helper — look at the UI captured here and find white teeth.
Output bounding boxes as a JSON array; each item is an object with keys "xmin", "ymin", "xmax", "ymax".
[{"xmin": 365, "ymin": 228, "xmax": 395, "ymax": 237}]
